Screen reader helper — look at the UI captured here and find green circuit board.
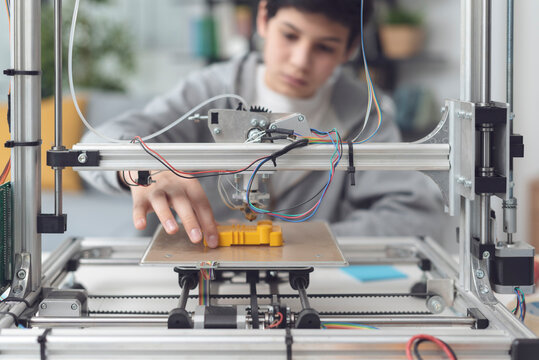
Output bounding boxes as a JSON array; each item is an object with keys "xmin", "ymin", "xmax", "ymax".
[{"xmin": 0, "ymin": 182, "xmax": 13, "ymax": 291}]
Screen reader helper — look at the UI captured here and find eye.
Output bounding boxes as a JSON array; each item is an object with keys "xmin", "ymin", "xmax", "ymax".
[
  {"xmin": 316, "ymin": 44, "xmax": 336, "ymax": 54},
  {"xmin": 282, "ymin": 32, "xmax": 298, "ymax": 41}
]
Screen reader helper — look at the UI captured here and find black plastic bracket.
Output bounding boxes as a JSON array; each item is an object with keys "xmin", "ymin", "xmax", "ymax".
[
  {"xmin": 475, "ymin": 175, "xmax": 507, "ymax": 194},
  {"xmin": 289, "ymin": 268, "xmax": 313, "ymax": 291},
  {"xmin": 46, "ymin": 150, "xmax": 100, "ymax": 168},
  {"xmin": 510, "ymin": 338, "xmax": 539, "ymax": 360},
  {"xmin": 471, "ymin": 237, "xmax": 495, "ymax": 260},
  {"xmin": 174, "ymin": 268, "xmax": 199, "ymax": 290},
  {"xmin": 417, "ymin": 255, "xmax": 432, "ymax": 271},
  {"xmin": 475, "ymin": 105, "xmax": 507, "ymax": 126},
  {"xmin": 168, "ymin": 308, "xmax": 193, "ymax": 329},
  {"xmin": 295, "ymin": 308, "xmax": 321, "ymax": 329},
  {"xmin": 467, "ymin": 308, "xmax": 489, "ymax": 329},
  {"xmin": 37, "ymin": 214, "xmax": 67, "ymax": 234},
  {"xmin": 510, "ymin": 134, "xmax": 524, "ymax": 159}
]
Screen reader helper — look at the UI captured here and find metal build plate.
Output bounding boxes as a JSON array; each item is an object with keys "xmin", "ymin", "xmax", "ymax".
[{"xmin": 140, "ymin": 221, "xmax": 347, "ymax": 269}]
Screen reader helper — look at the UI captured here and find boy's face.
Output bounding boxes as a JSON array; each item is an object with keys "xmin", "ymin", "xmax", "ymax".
[{"xmin": 257, "ymin": 3, "xmax": 354, "ymax": 99}]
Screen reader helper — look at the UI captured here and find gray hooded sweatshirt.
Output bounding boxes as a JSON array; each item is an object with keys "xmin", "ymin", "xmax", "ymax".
[{"xmin": 80, "ymin": 52, "xmax": 447, "ymax": 239}]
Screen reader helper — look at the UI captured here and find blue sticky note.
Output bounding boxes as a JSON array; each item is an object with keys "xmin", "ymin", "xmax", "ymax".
[{"xmin": 341, "ymin": 265, "xmax": 407, "ymax": 282}]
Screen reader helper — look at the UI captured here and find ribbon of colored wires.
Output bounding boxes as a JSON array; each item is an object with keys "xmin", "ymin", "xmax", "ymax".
[
  {"xmin": 198, "ymin": 268, "xmax": 212, "ymax": 306},
  {"xmin": 406, "ymin": 334, "xmax": 457, "ymax": 360},
  {"xmin": 351, "ymin": 0, "xmax": 382, "ymax": 144},
  {"xmin": 512, "ymin": 287, "xmax": 526, "ymax": 321},
  {"xmin": 246, "ymin": 129, "xmax": 342, "ymax": 222},
  {"xmin": 321, "ymin": 322, "xmax": 378, "ymax": 330}
]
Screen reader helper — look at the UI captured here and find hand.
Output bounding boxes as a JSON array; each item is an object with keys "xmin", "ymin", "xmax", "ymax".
[{"xmin": 124, "ymin": 171, "xmax": 219, "ymax": 248}]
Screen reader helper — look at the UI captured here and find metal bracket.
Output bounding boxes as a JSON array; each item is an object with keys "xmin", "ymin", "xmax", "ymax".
[
  {"xmin": 471, "ymin": 257, "xmax": 498, "ymax": 305},
  {"xmin": 427, "ymin": 278, "xmax": 455, "ymax": 307},
  {"xmin": 38, "ymin": 289, "xmax": 88, "ymax": 317},
  {"xmin": 9, "ymin": 253, "xmax": 31, "ymax": 298},
  {"xmin": 46, "ymin": 149, "xmax": 100, "ymax": 168}
]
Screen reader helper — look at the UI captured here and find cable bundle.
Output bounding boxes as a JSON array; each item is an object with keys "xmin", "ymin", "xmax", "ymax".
[
  {"xmin": 406, "ymin": 334, "xmax": 457, "ymax": 360},
  {"xmin": 512, "ymin": 287, "xmax": 526, "ymax": 321}
]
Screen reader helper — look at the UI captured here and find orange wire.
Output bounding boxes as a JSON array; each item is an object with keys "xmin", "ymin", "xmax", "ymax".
[{"xmin": 0, "ymin": 159, "xmax": 10, "ymax": 184}]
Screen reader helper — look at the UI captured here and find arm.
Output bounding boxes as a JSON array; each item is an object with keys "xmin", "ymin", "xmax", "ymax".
[{"xmin": 80, "ymin": 62, "xmax": 241, "ymax": 247}]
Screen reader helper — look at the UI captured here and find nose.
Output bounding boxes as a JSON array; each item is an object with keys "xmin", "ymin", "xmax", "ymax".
[{"xmin": 289, "ymin": 41, "xmax": 311, "ymax": 71}]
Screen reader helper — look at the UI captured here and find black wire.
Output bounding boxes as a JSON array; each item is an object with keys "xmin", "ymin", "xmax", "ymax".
[
  {"xmin": 135, "ymin": 139, "xmax": 269, "ymax": 180},
  {"xmin": 271, "ymin": 186, "xmax": 326, "ymax": 213},
  {"xmin": 121, "ymin": 171, "xmax": 139, "ymax": 187},
  {"xmin": 413, "ymin": 338, "xmax": 458, "ymax": 360}
]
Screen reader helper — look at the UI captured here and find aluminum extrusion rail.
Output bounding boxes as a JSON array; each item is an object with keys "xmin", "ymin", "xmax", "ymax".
[{"xmin": 72, "ymin": 142, "xmax": 450, "ymax": 171}]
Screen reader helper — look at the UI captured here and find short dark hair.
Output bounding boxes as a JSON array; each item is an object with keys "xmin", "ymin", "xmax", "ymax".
[{"xmin": 264, "ymin": 0, "xmax": 373, "ymax": 49}]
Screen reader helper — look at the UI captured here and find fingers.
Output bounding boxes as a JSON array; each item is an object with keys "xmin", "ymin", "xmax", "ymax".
[
  {"xmin": 186, "ymin": 182, "xmax": 219, "ymax": 248},
  {"xmin": 129, "ymin": 173, "xmax": 218, "ymax": 247},
  {"xmin": 147, "ymin": 190, "xmax": 180, "ymax": 234},
  {"xmin": 169, "ymin": 192, "xmax": 203, "ymax": 244}
]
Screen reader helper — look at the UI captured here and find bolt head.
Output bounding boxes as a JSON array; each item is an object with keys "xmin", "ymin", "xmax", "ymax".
[
  {"xmin": 480, "ymin": 285, "xmax": 489, "ymax": 294},
  {"xmin": 269, "ymin": 124, "xmax": 277, "ymax": 130},
  {"xmin": 482, "ymin": 251, "xmax": 490, "ymax": 259},
  {"xmin": 16, "ymin": 270, "xmax": 26, "ymax": 279},
  {"xmin": 475, "ymin": 269, "xmax": 485, "ymax": 279},
  {"xmin": 213, "ymin": 127, "xmax": 222, "ymax": 135},
  {"xmin": 40, "ymin": 303, "xmax": 47, "ymax": 310},
  {"xmin": 298, "ymin": 115, "xmax": 305, "ymax": 122},
  {"xmin": 250, "ymin": 119, "xmax": 258, "ymax": 126},
  {"xmin": 71, "ymin": 303, "xmax": 78, "ymax": 311},
  {"xmin": 77, "ymin": 153, "xmax": 88, "ymax": 164}
]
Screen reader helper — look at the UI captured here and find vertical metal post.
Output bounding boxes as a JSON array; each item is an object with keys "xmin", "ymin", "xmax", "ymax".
[
  {"xmin": 54, "ymin": 0, "xmax": 64, "ymax": 216},
  {"xmin": 12, "ymin": 0, "xmax": 42, "ymax": 292},
  {"xmin": 479, "ymin": 0, "xmax": 491, "ymax": 105},
  {"xmin": 503, "ymin": 0, "xmax": 516, "ymax": 244}
]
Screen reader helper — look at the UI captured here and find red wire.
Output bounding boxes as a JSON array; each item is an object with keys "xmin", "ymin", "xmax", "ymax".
[
  {"xmin": 133, "ymin": 136, "xmax": 268, "ymax": 176},
  {"xmin": 406, "ymin": 334, "xmax": 456, "ymax": 360},
  {"xmin": 0, "ymin": 159, "xmax": 10, "ymax": 184},
  {"xmin": 268, "ymin": 312, "xmax": 283, "ymax": 328}
]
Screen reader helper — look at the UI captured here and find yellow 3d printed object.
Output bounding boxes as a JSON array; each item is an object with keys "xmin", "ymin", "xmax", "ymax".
[{"xmin": 206, "ymin": 220, "xmax": 283, "ymax": 247}]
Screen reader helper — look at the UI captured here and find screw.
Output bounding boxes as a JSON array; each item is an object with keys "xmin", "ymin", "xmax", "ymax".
[
  {"xmin": 475, "ymin": 269, "xmax": 485, "ymax": 279},
  {"xmin": 440, "ymin": 106, "xmax": 447, "ymax": 114},
  {"xmin": 16, "ymin": 269, "xmax": 26, "ymax": 279},
  {"xmin": 250, "ymin": 119, "xmax": 258, "ymax": 126},
  {"xmin": 13, "ymin": 285, "xmax": 22, "ymax": 295},
  {"xmin": 259, "ymin": 120, "xmax": 268, "ymax": 128},
  {"xmin": 480, "ymin": 285, "xmax": 490, "ymax": 294},
  {"xmin": 77, "ymin": 153, "xmax": 88, "ymax": 164},
  {"xmin": 213, "ymin": 127, "xmax": 222, "ymax": 135},
  {"xmin": 269, "ymin": 124, "xmax": 277, "ymax": 130},
  {"xmin": 464, "ymin": 180, "xmax": 472, "ymax": 188},
  {"xmin": 298, "ymin": 115, "xmax": 305, "ymax": 122},
  {"xmin": 482, "ymin": 251, "xmax": 490, "ymax": 259},
  {"xmin": 71, "ymin": 303, "xmax": 78, "ymax": 311},
  {"xmin": 165, "ymin": 254, "xmax": 172, "ymax": 258},
  {"xmin": 427, "ymin": 296, "xmax": 444, "ymax": 314},
  {"xmin": 40, "ymin": 303, "xmax": 47, "ymax": 310},
  {"xmin": 457, "ymin": 177, "xmax": 465, "ymax": 184}
]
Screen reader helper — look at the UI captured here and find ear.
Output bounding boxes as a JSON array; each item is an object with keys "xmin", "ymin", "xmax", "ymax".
[
  {"xmin": 256, "ymin": 0, "xmax": 269, "ymax": 39},
  {"xmin": 343, "ymin": 38, "xmax": 361, "ymax": 63}
]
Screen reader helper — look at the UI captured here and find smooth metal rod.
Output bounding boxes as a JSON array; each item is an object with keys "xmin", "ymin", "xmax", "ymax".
[
  {"xmin": 320, "ymin": 316, "xmax": 476, "ymax": 326},
  {"xmin": 506, "ymin": 0, "xmax": 514, "ymax": 122},
  {"xmin": 28, "ymin": 315, "xmax": 477, "ymax": 328},
  {"xmin": 480, "ymin": 0, "xmax": 492, "ymax": 104},
  {"xmin": 178, "ymin": 283, "xmax": 190, "ymax": 310},
  {"xmin": 297, "ymin": 287, "xmax": 311, "ymax": 310},
  {"xmin": 13, "ymin": 0, "xmax": 42, "ymax": 292},
  {"xmin": 54, "ymin": 0, "xmax": 63, "ymax": 215},
  {"xmin": 480, "ymin": 194, "xmax": 491, "ymax": 244},
  {"xmin": 481, "ymin": 129, "xmax": 491, "ymax": 170}
]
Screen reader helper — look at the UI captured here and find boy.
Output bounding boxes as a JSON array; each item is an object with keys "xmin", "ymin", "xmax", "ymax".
[{"xmin": 81, "ymin": 0, "xmax": 445, "ymax": 248}]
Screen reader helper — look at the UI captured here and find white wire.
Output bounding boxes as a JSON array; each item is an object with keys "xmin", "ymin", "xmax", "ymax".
[{"xmin": 68, "ymin": 0, "xmax": 248, "ymax": 143}]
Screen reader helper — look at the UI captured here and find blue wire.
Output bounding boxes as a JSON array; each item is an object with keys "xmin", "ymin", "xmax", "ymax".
[
  {"xmin": 246, "ymin": 129, "xmax": 342, "ymax": 221},
  {"xmin": 356, "ymin": 0, "xmax": 383, "ymax": 144}
]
